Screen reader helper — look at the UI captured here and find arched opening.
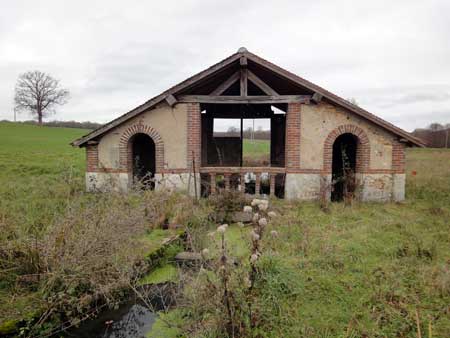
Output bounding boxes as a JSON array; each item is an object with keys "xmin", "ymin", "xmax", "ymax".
[
  {"xmin": 131, "ymin": 133, "xmax": 156, "ymax": 189},
  {"xmin": 331, "ymin": 133, "xmax": 358, "ymax": 201}
]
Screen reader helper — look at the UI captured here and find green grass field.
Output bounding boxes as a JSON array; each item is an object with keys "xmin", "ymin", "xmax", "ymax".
[
  {"xmin": 0, "ymin": 121, "xmax": 87, "ymax": 177},
  {"xmin": 0, "ymin": 122, "xmax": 449, "ymax": 337},
  {"xmin": 242, "ymin": 138, "xmax": 270, "ymax": 165}
]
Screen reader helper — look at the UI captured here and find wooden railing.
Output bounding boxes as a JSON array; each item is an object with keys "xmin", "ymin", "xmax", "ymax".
[{"xmin": 199, "ymin": 166, "xmax": 285, "ymax": 197}]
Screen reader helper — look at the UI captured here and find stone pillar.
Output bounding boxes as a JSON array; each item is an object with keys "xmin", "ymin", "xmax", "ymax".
[
  {"xmin": 224, "ymin": 173, "xmax": 231, "ymax": 191},
  {"xmin": 240, "ymin": 173, "xmax": 246, "ymax": 193},
  {"xmin": 255, "ymin": 173, "xmax": 261, "ymax": 196},
  {"xmin": 270, "ymin": 174, "xmax": 276, "ymax": 197}
]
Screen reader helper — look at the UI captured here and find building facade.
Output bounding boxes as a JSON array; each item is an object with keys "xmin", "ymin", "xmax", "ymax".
[{"xmin": 72, "ymin": 48, "xmax": 424, "ymax": 201}]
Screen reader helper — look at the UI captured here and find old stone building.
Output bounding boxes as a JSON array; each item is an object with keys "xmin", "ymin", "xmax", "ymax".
[{"xmin": 72, "ymin": 48, "xmax": 424, "ymax": 201}]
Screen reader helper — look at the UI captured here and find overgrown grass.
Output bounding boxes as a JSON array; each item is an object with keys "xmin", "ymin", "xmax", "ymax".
[
  {"xmin": 168, "ymin": 148, "xmax": 450, "ymax": 337},
  {"xmin": 1, "ymin": 122, "xmax": 449, "ymax": 337},
  {"xmin": 0, "ymin": 123, "xmax": 205, "ymax": 336}
]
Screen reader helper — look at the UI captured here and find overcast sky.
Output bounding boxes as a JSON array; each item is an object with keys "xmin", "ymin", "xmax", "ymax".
[{"xmin": 1, "ymin": 0, "xmax": 449, "ymax": 132}]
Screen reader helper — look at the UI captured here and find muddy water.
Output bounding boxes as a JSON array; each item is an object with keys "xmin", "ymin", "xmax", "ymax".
[{"xmin": 66, "ymin": 301, "xmax": 156, "ymax": 338}]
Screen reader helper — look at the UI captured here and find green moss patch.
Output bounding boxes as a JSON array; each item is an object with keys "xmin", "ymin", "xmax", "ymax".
[{"xmin": 139, "ymin": 265, "xmax": 178, "ymax": 285}]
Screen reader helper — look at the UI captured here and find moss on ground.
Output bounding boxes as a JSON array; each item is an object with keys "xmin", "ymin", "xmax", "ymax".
[{"xmin": 139, "ymin": 265, "xmax": 178, "ymax": 285}]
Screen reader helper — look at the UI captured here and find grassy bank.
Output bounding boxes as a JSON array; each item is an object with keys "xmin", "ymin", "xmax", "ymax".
[{"xmin": 0, "ymin": 123, "xmax": 207, "ymax": 336}]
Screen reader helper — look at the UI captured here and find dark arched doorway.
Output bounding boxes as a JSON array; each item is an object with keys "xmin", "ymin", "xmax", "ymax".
[
  {"xmin": 331, "ymin": 133, "xmax": 358, "ymax": 201},
  {"xmin": 131, "ymin": 133, "xmax": 156, "ymax": 189}
]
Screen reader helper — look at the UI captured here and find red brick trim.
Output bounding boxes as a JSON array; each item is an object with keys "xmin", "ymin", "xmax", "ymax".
[
  {"xmin": 286, "ymin": 169, "xmax": 324, "ymax": 174},
  {"xmin": 119, "ymin": 122, "xmax": 164, "ymax": 173},
  {"xmin": 187, "ymin": 103, "xmax": 201, "ymax": 170},
  {"xmin": 286, "ymin": 102, "xmax": 301, "ymax": 170},
  {"xmin": 86, "ymin": 144, "xmax": 99, "ymax": 171},
  {"xmin": 323, "ymin": 124, "xmax": 370, "ymax": 174},
  {"xmin": 392, "ymin": 140, "xmax": 405, "ymax": 174}
]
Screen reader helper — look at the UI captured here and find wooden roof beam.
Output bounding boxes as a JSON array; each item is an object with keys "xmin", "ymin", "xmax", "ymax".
[
  {"xmin": 240, "ymin": 68, "xmax": 248, "ymax": 96},
  {"xmin": 209, "ymin": 71, "xmax": 240, "ymax": 95},
  {"xmin": 178, "ymin": 95, "xmax": 311, "ymax": 104},
  {"xmin": 247, "ymin": 70, "xmax": 279, "ymax": 96}
]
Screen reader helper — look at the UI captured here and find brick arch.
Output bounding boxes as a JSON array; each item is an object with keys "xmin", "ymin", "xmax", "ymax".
[
  {"xmin": 323, "ymin": 124, "xmax": 370, "ymax": 173},
  {"xmin": 119, "ymin": 123, "xmax": 164, "ymax": 173}
]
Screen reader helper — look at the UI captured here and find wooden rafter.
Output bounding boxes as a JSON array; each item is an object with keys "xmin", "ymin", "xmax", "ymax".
[
  {"xmin": 247, "ymin": 70, "xmax": 279, "ymax": 95},
  {"xmin": 209, "ymin": 71, "xmax": 240, "ymax": 95},
  {"xmin": 177, "ymin": 95, "xmax": 311, "ymax": 104},
  {"xmin": 165, "ymin": 94, "xmax": 178, "ymax": 107},
  {"xmin": 240, "ymin": 68, "xmax": 248, "ymax": 96}
]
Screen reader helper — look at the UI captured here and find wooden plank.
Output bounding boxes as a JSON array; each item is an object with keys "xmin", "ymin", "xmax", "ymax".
[
  {"xmin": 240, "ymin": 68, "xmax": 248, "ymax": 96},
  {"xmin": 165, "ymin": 94, "xmax": 178, "ymax": 107},
  {"xmin": 178, "ymin": 95, "xmax": 311, "ymax": 104},
  {"xmin": 311, "ymin": 92, "xmax": 323, "ymax": 104},
  {"xmin": 199, "ymin": 166, "xmax": 286, "ymax": 174},
  {"xmin": 209, "ymin": 71, "xmax": 240, "ymax": 95},
  {"xmin": 247, "ymin": 70, "xmax": 279, "ymax": 95}
]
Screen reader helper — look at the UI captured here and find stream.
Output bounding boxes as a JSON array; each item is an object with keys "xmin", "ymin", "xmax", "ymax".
[{"xmin": 66, "ymin": 300, "xmax": 157, "ymax": 338}]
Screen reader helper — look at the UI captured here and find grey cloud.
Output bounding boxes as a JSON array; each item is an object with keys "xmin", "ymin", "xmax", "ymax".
[{"xmin": 1, "ymin": 0, "xmax": 450, "ymax": 132}]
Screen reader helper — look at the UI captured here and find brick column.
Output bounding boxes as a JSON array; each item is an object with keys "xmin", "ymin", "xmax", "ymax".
[
  {"xmin": 392, "ymin": 141, "xmax": 405, "ymax": 173},
  {"xmin": 86, "ymin": 144, "xmax": 98, "ymax": 171},
  {"xmin": 286, "ymin": 102, "xmax": 301, "ymax": 171},
  {"xmin": 187, "ymin": 103, "xmax": 201, "ymax": 171}
]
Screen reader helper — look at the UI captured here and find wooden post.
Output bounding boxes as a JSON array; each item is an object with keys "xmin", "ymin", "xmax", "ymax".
[
  {"xmin": 192, "ymin": 151, "xmax": 198, "ymax": 200},
  {"xmin": 270, "ymin": 174, "xmax": 276, "ymax": 197},
  {"xmin": 255, "ymin": 173, "xmax": 261, "ymax": 196},
  {"xmin": 210, "ymin": 173, "xmax": 216, "ymax": 195}
]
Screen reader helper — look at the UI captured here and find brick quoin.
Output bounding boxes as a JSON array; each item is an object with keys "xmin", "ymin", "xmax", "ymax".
[
  {"xmin": 86, "ymin": 144, "xmax": 99, "ymax": 171},
  {"xmin": 323, "ymin": 124, "xmax": 370, "ymax": 174},
  {"xmin": 285, "ymin": 102, "xmax": 301, "ymax": 170},
  {"xmin": 119, "ymin": 122, "xmax": 165, "ymax": 173},
  {"xmin": 187, "ymin": 103, "xmax": 201, "ymax": 171},
  {"xmin": 392, "ymin": 140, "xmax": 406, "ymax": 174}
]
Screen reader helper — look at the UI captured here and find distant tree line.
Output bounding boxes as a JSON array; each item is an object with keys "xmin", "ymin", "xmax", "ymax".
[
  {"xmin": 412, "ymin": 123, "xmax": 450, "ymax": 148},
  {"xmin": 1, "ymin": 119, "xmax": 103, "ymax": 130}
]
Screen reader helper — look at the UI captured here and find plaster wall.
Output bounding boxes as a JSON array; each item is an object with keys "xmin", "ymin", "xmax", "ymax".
[
  {"xmin": 300, "ymin": 102, "xmax": 394, "ymax": 170},
  {"xmin": 98, "ymin": 102, "xmax": 188, "ymax": 170}
]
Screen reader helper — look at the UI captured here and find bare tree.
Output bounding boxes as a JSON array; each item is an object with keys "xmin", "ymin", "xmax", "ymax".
[{"xmin": 14, "ymin": 70, "xmax": 69, "ymax": 125}]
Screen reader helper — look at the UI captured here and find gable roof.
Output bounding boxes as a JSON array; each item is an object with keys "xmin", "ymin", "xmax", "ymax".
[{"xmin": 72, "ymin": 48, "xmax": 425, "ymax": 147}]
